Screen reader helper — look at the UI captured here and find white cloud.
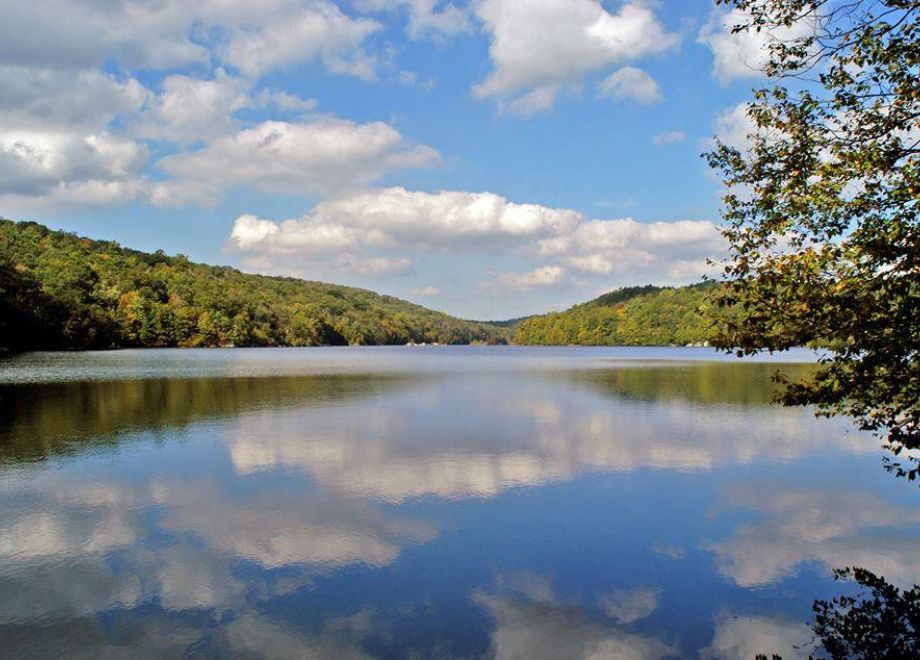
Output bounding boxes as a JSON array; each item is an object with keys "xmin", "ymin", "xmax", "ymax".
[
  {"xmin": 409, "ymin": 286, "xmax": 440, "ymax": 296},
  {"xmin": 134, "ymin": 71, "xmax": 251, "ymax": 145},
  {"xmin": 537, "ymin": 217, "xmax": 723, "ymax": 280},
  {"xmin": 0, "ymin": 1, "xmax": 392, "ymax": 213},
  {"xmin": 698, "ymin": 8, "xmax": 814, "ymax": 84},
  {"xmin": 712, "ymin": 101, "xmax": 781, "ymax": 158},
  {"xmin": 226, "ymin": 187, "xmax": 723, "ymax": 284},
  {"xmin": 253, "ymin": 89, "xmax": 318, "ymax": 113},
  {"xmin": 229, "ymin": 213, "xmax": 360, "ymax": 254},
  {"xmin": 155, "ymin": 120, "xmax": 440, "ymax": 205},
  {"xmin": 713, "ymin": 102, "xmax": 755, "ymax": 152},
  {"xmin": 0, "ymin": 64, "xmax": 152, "ymax": 212},
  {"xmin": 492, "ymin": 266, "xmax": 569, "ymax": 292},
  {"xmin": 0, "ymin": 0, "xmax": 207, "ymax": 71},
  {"xmin": 133, "ymin": 71, "xmax": 318, "ymax": 146},
  {"xmin": 474, "ymin": 0, "xmax": 678, "ymax": 113},
  {"xmin": 0, "ymin": 0, "xmax": 382, "ymax": 79},
  {"xmin": 598, "ymin": 67, "xmax": 662, "ymax": 105},
  {"xmin": 652, "ymin": 130, "xmax": 685, "ymax": 147},
  {"xmin": 357, "ymin": 0, "xmax": 473, "ymax": 40},
  {"xmin": 0, "ymin": 130, "xmax": 147, "ymax": 201},
  {"xmin": 228, "ymin": 187, "xmax": 581, "ymax": 254},
  {"xmin": 218, "ymin": 2, "xmax": 382, "ymax": 79},
  {"xmin": 0, "ymin": 66, "xmax": 147, "ymax": 132},
  {"xmin": 498, "ymin": 85, "xmax": 561, "ymax": 117}
]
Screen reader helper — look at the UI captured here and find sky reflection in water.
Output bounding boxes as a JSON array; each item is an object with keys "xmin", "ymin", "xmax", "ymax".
[{"xmin": 0, "ymin": 347, "xmax": 915, "ymax": 659}]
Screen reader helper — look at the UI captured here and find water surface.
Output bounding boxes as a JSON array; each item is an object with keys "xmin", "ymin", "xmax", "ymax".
[{"xmin": 0, "ymin": 347, "xmax": 914, "ymax": 658}]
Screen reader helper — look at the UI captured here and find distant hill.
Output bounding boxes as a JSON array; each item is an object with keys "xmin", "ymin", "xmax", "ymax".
[
  {"xmin": 480, "ymin": 315, "xmax": 536, "ymax": 328},
  {"xmin": 513, "ymin": 283, "xmax": 720, "ymax": 346},
  {"xmin": 0, "ymin": 220, "xmax": 507, "ymax": 351}
]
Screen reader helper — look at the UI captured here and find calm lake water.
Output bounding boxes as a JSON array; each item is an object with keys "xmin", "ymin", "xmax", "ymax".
[{"xmin": 1, "ymin": 346, "xmax": 916, "ymax": 659}]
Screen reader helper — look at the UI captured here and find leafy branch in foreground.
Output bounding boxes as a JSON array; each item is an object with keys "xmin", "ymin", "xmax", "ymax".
[{"xmin": 706, "ymin": 0, "xmax": 920, "ymax": 468}]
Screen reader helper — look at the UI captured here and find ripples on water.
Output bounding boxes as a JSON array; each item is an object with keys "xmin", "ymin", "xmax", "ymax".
[{"xmin": 0, "ymin": 347, "xmax": 914, "ymax": 658}]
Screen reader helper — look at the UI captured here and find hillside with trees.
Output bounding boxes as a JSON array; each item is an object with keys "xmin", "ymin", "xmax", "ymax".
[
  {"xmin": 0, "ymin": 220, "xmax": 505, "ymax": 350},
  {"xmin": 513, "ymin": 283, "xmax": 721, "ymax": 346}
]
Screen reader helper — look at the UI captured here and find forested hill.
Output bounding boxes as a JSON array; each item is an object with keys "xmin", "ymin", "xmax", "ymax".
[
  {"xmin": 0, "ymin": 220, "xmax": 505, "ymax": 350},
  {"xmin": 513, "ymin": 283, "xmax": 720, "ymax": 346}
]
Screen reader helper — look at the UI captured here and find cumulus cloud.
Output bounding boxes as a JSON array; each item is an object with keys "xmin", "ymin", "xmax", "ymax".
[
  {"xmin": 29, "ymin": 67, "xmax": 366, "ymax": 213},
  {"xmin": 652, "ymin": 130, "xmax": 685, "ymax": 147},
  {"xmin": 598, "ymin": 67, "xmax": 662, "ymax": 105},
  {"xmin": 133, "ymin": 71, "xmax": 251, "ymax": 145},
  {"xmin": 0, "ymin": 130, "xmax": 148, "ymax": 205},
  {"xmin": 356, "ymin": 0, "xmax": 473, "ymax": 40},
  {"xmin": 225, "ymin": 187, "xmax": 579, "ymax": 279},
  {"xmin": 474, "ymin": 0, "xmax": 678, "ymax": 113},
  {"xmin": 131, "ymin": 71, "xmax": 318, "ymax": 147},
  {"xmin": 0, "ymin": 1, "xmax": 399, "ymax": 213},
  {"xmin": 536, "ymin": 217, "xmax": 723, "ymax": 280},
  {"xmin": 492, "ymin": 266, "xmax": 569, "ymax": 292},
  {"xmin": 498, "ymin": 85, "xmax": 562, "ymax": 117},
  {"xmin": 217, "ymin": 2, "xmax": 382, "ymax": 79},
  {"xmin": 226, "ymin": 186, "xmax": 723, "ymax": 286},
  {"xmin": 409, "ymin": 286, "xmax": 440, "ymax": 296},
  {"xmin": 154, "ymin": 120, "xmax": 440, "ymax": 205},
  {"xmin": 698, "ymin": 7, "xmax": 814, "ymax": 84},
  {"xmin": 713, "ymin": 102, "xmax": 756, "ymax": 152},
  {"xmin": 711, "ymin": 101, "xmax": 784, "ymax": 161},
  {"xmin": 0, "ymin": 64, "xmax": 152, "ymax": 211},
  {"xmin": 0, "ymin": 0, "xmax": 382, "ymax": 79},
  {"xmin": 0, "ymin": 66, "xmax": 147, "ymax": 132}
]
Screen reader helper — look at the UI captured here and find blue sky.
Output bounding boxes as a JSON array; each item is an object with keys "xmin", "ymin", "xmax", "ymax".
[{"xmin": 0, "ymin": 0, "xmax": 779, "ymax": 319}]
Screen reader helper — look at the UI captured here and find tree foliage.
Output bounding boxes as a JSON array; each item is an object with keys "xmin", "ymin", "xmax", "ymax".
[
  {"xmin": 514, "ymin": 283, "xmax": 721, "ymax": 346},
  {"xmin": 0, "ymin": 220, "xmax": 505, "ymax": 350},
  {"xmin": 706, "ymin": 0, "xmax": 920, "ymax": 469}
]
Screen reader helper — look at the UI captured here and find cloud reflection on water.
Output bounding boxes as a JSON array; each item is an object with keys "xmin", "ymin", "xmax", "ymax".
[
  {"xmin": 228, "ymin": 373, "xmax": 866, "ymax": 502},
  {"xmin": 473, "ymin": 575, "xmax": 676, "ymax": 660},
  {"xmin": 0, "ymin": 355, "xmax": 910, "ymax": 658},
  {"xmin": 710, "ymin": 486, "xmax": 920, "ymax": 588}
]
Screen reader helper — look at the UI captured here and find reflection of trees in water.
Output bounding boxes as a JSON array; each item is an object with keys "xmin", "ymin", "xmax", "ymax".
[
  {"xmin": 579, "ymin": 362, "xmax": 920, "ymax": 656},
  {"xmin": 566, "ymin": 362, "xmax": 817, "ymax": 407},
  {"xmin": 2, "ymin": 361, "xmax": 909, "ymax": 656},
  {"xmin": 0, "ymin": 361, "xmax": 824, "ymax": 467},
  {"xmin": 0, "ymin": 374, "xmax": 408, "ymax": 463},
  {"xmin": 811, "ymin": 568, "xmax": 920, "ymax": 659}
]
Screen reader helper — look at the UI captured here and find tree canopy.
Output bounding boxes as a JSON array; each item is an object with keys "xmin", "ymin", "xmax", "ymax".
[
  {"xmin": 513, "ymin": 283, "xmax": 721, "ymax": 346},
  {"xmin": 0, "ymin": 219, "xmax": 505, "ymax": 350},
  {"xmin": 706, "ymin": 0, "xmax": 920, "ymax": 473}
]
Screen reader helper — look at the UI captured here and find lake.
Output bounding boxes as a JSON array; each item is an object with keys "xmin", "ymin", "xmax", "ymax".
[{"xmin": 0, "ymin": 346, "xmax": 915, "ymax": 659}]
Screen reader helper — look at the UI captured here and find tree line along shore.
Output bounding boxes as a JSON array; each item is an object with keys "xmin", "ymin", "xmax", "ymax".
[{"xmin": 1, "ymin": 219, "xmax": 723, "ymax": 351}]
